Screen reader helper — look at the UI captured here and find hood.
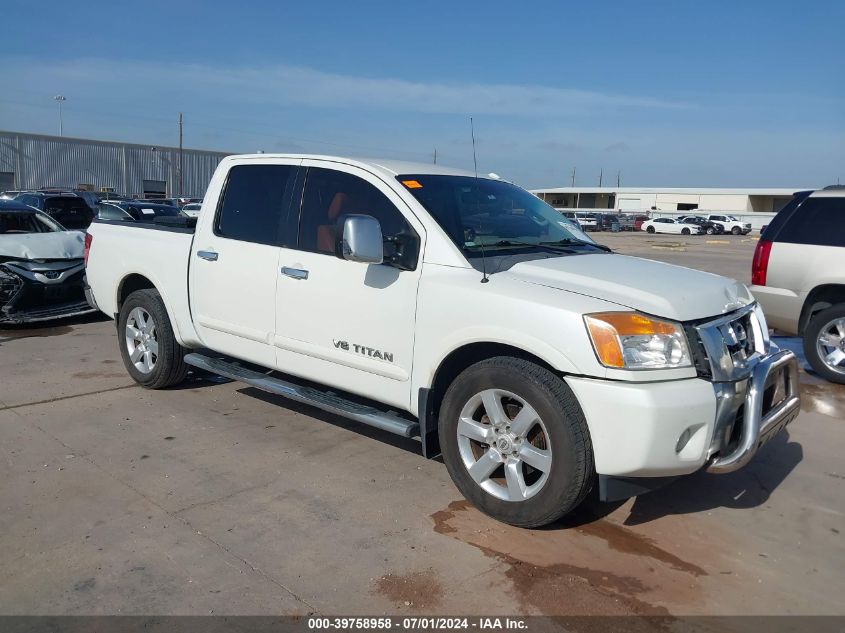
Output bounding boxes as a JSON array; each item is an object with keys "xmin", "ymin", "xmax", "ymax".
[
  {"xmin": 505, "ymin": 253, "xmax": 754, "ymax": 322},
  {"xmin": 0, "ymin": 231, "xmax": 85, "ymax": 260}
]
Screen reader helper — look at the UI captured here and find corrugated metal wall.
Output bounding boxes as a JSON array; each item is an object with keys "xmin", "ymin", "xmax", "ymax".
[{"xmin": 0, "ymin": 131, "xmax": 231, "ymax": 197}]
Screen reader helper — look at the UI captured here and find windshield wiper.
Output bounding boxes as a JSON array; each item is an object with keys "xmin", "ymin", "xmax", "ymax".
[{"xmin": 540, "ymin": 238, "xmax": 612, "ymax": 253}]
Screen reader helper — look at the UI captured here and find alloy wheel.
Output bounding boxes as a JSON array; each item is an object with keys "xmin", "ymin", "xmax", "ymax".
[
  {"xmin": 456, "ymin": 389, "xmax": 552, "ymax": 502},
  {"xmin": 125, "ymin": 307, "xmax": 158, "ymax": 374},
  {"xmin": 816, "ymin": 317, "xmax": 845, "ymax": 376}
]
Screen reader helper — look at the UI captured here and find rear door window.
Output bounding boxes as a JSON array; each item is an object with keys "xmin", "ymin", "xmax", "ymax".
[
  {"xmin": 777, "ymin": 197, "xmax": 845, "ymax": 247},
  {"xmin": 214, "ymin": 164, "xmax": 296, "ymax": 245}
]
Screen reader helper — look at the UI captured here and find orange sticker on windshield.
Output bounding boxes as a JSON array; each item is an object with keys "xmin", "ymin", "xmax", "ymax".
[{"xmin": 401, "ymin": 180, "xmax": 423, "ymax": 189}]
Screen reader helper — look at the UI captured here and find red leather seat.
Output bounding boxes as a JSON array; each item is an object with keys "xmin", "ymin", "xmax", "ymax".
[{"xmin": 316, "ymin": 192, "xmax": 350, "ymax": 253}]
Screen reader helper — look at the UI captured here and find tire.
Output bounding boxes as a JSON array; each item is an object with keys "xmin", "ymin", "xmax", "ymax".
[
  {"xmin": 438, "ymin": 357, "xmax": 594, "ymax": 528},
  {"xmin": 681, "ymin": 228, "xmax": 691, "ymax": 235},
  {"xmin": 803, "ymin": 304, "xmax": 845, "ymax": 384},
  {"xmin": 646, "ymin": 226, "xmax": 655, "ymax": 234},
  {"xmin": 706, "ymin": 227, "xmax": 715, "ymax": 235},
  {"xmin": 118, "ymin": 289, "xmax": 189, "ymax": 389},
  {"xmin": 731, "ymin": 226, "xmax": 741, "ymax": 235}
]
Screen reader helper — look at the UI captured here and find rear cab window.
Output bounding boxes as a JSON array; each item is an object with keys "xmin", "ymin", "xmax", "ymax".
[{"xmin": 214, "ymin": 164, "xmax": 297, "ymax": 245}]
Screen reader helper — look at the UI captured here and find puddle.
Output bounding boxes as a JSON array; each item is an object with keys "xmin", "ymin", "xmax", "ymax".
[
  {"xmin": 431, "ymin": 500, "xmax": 709, "ymax": 616},
  {"xmin": 0, "ymin": 325, "xmax": 74, "ymax": 342},
  {"xmin": 575, "ymin": 520, "xmax": 705, "ymax": 576},
  {"xmin": 372, "ymin": 570, "xmax": 444, "ymax": 610},
  {"xmin": 773, "ymin": 336, "xmax": 845, "ymax": 419}
]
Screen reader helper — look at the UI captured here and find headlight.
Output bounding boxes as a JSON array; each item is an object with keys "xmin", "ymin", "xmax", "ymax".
[{"xmin": 584, "ymin": 312, "xmax": 692, "ymax": 369}]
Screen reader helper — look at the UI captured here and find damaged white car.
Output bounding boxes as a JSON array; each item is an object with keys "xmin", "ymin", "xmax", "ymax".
[{"xmin": 0, "ymin": 198, "xmax": 96, "ymax": 324}]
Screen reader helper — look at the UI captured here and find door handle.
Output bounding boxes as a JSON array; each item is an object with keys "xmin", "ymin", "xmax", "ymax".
[
  {"xmin": 281, "ymin": 267, "xmax": 309, "ymax": 280},
  {"xmin": 197, "ymin": 250, "xmax": 218, "ymax": 261}
]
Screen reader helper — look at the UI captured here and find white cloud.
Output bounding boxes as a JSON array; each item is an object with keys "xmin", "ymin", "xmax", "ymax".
[{"xmin": 2, "ymin": 56, "xmax": 686, "ymax": 117}]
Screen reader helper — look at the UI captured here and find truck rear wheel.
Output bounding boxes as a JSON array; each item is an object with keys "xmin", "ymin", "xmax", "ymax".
[
  {"xmin": 803, "ymin": 304, "xmax": 845, "ymax": 384},
  {"xmin": 118, "ymin": 289, "xmax": 189, "ymax": 389},
  {"xmin": 438, "ymin": 357, "xmax": 594, "ymax": 528}
]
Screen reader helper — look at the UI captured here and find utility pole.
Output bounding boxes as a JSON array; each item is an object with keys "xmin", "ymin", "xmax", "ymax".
[
  {"xmin": 53, "ymin": 95, "xmax": 66, "ymax": 136},
  {"xmin": 178, "ymin": 112, "xmax": 184, "ymax": 196},
  {"xmin": 599, "ymin": 168, "xmax": 603, "ymax": 187},
  {"xmin": 571, "ymin": 167, "xmax": 576, "ymax": 187},
  {"xmin": 433, "ymin": 148, "xmax": 437, "ymax": 164}
]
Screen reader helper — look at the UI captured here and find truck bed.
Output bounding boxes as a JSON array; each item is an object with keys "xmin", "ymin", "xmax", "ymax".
[{"xmin": 85, "ymin": 218, "xmax": 197, "ymax": 344}]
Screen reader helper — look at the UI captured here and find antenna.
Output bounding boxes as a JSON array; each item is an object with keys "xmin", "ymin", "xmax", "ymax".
[{"xmin": 470, "ymin": 117, "xmax": 489, "ymax": 284}]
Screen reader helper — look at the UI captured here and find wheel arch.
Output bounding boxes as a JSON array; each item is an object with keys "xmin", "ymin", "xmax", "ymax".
[
  {"xmin": 116, "ymin": 273, "xmax": 156, "ymax": 313},
  {"xmin": 418, "ymin": 341, "xmax": 563, "ymax": 459},
  {"xmin": 799, "ymin": 284, "xmax": 845, "ymax": 334},
  {"xmin": 115, "ymin": 272, "xmax": 187, "ymax": 345}
]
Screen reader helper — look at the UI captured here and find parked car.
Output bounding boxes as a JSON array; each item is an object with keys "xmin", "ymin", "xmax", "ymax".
[
  {"xmin": 94, "ymin": 191, "xmax": 129, "ymax": 203},
  {"xmin": 633, "ymin": 215, "xmax": 650, "ymax": 231},
  {"xmin": 36, "ymin": 187, "xmax": 100, "ymax": 212},
  {"xmin": 0, "ymin": 199, "xmax": 97, "ymax": 323},
  {"xmin": 98, "ymin": 201, "xmax": 185, "ymax": 223},
  {"xmin": 597, "ymin": 213, "xmax": 634, "ymax": 231},
  {"xmin": 706, "ymin": 214, "xmax": 752, "ymax": 235},
  {"xmin": 751, "ymin": 188, "xmax": 845, "ymax": 383},
  {"xmin": 85, "ymin": 154, "xmax": 799, "ymax": 528},
  {"xmin": 14, "ymin": 192, "xmax": 96, "ymax": 230},
  {"xmin": 641, "ymin": 217, "xmax": 700, "ymax": 235},
  {"xmin": 176, "ymin": 197, "xmax": 203, "ymax": 207},
  {"xmin": 677, "ymin": 215, "xmax": 722, "ymax": 235},
  {"xmin": 139, "ymin": 197, "xmax": 179, "ymax": 207},
  {"xmin": 561, "ymin": 211, "xmax": 599, "ymax": 231},
  {"xmin": 181, "ymin": 202, "xmax": 202, "ymax": 218}
]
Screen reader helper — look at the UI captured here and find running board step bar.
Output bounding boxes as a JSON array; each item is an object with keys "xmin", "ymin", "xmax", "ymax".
[{"xmin": 184, "ymin": 353, "xmax": 420, "ymax": 438}]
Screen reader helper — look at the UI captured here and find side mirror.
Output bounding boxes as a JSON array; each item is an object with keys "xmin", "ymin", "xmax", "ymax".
[{"xmin": 339, "ymin": 215, "xmax": 383, "ymax": 265}]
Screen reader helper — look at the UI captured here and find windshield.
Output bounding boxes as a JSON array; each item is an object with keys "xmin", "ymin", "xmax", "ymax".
[
  {"xmin": 0, "ymin": 211, "xmax": 63, "ymax": 234},
  {"xmin": 397, "ymin": 175, "xmax": 598, "ymax": 254}
]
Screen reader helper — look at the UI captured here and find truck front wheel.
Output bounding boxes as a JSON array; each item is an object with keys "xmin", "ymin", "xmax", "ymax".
[
  {"xmin": 118, "ymin": 289, "xmax": 189, "ymax": 389},
  {"xmin": 438, "ymin": 357, "xmax": 594, "ymax": 527}
]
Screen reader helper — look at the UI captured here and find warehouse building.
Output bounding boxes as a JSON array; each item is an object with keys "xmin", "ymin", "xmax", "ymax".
[
  {"xmin": 0, "ymin": 130, "xmax": 232, "ymax": 198},
  {"xmin": 531, "ymin": 186, "xmax": 803, "ymax": 214}
]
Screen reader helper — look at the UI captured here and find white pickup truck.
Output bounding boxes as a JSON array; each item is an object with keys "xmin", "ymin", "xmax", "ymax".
[{"xmin": 85, "ymin": 155, "xmax": 800, "ymax": 527}]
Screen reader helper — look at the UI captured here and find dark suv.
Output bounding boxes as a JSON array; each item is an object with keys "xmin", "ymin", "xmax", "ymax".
[
  {"xmin": 677, "ymin": 215, "xmax": 722, "ymax": 235},
  {"xmin": 15, "ymin": 192, "xmax": 95, "ymax": 230}
]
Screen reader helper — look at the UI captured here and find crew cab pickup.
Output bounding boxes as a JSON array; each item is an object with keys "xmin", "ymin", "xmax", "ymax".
[{"xmin": 85, "ymin": 155, "xmax": 801, "ymax": 527}]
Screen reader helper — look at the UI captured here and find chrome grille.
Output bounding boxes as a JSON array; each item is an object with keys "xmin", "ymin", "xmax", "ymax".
[{"xmin": 693, "ymin": 305, "xmax": 767, "ymax": 382}]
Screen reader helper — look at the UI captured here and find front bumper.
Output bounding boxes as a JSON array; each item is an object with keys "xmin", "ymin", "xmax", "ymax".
[
  {"xmin": 0, "ymin": 262, "xmax": 97, "ymax": 324},
  {"xmin": 565, "ymin": 343, "xmax": 800, "ymax": 481}
]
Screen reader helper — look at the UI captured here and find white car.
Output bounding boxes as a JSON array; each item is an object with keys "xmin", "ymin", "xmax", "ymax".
[
  {"xmin": 641, "ymin": 218, "xmax": 699, "ymax": 235},
  {"xmin": 561, "ymin": 211, "xmax": 598, "ymax": 232},
  {"xmin": 85, "ymin": 154, "xmax": 800, "ymax": 528},
  {"xmin": 181, "ymin": 203, "xmax": 202, "ymax": 218}
]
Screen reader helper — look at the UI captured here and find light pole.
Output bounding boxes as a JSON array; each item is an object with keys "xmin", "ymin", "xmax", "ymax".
[{"xmin": 53, "ymin": 95, "xmax": 67, "ymax": 136}]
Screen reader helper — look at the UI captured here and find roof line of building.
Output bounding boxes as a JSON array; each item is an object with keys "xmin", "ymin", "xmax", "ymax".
[{"xmin": 0, "ymin": 129, "xmax": 234, "ymax": 157}]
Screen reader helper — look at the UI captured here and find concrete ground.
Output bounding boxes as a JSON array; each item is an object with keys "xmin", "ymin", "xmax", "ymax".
[{"xmin": 0, "ymin": 232, "xmax": 842, "ymax": 617}]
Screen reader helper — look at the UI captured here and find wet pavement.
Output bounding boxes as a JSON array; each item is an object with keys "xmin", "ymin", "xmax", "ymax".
[{"xmin": 0, "ymin": 238, "xmax": 843, "ymax": 617}]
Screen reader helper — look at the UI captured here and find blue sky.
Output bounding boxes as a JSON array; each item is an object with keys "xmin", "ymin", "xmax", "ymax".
[{"xmin": 1, "ymin": 0, "xmax": 842, "ymax": 188}]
